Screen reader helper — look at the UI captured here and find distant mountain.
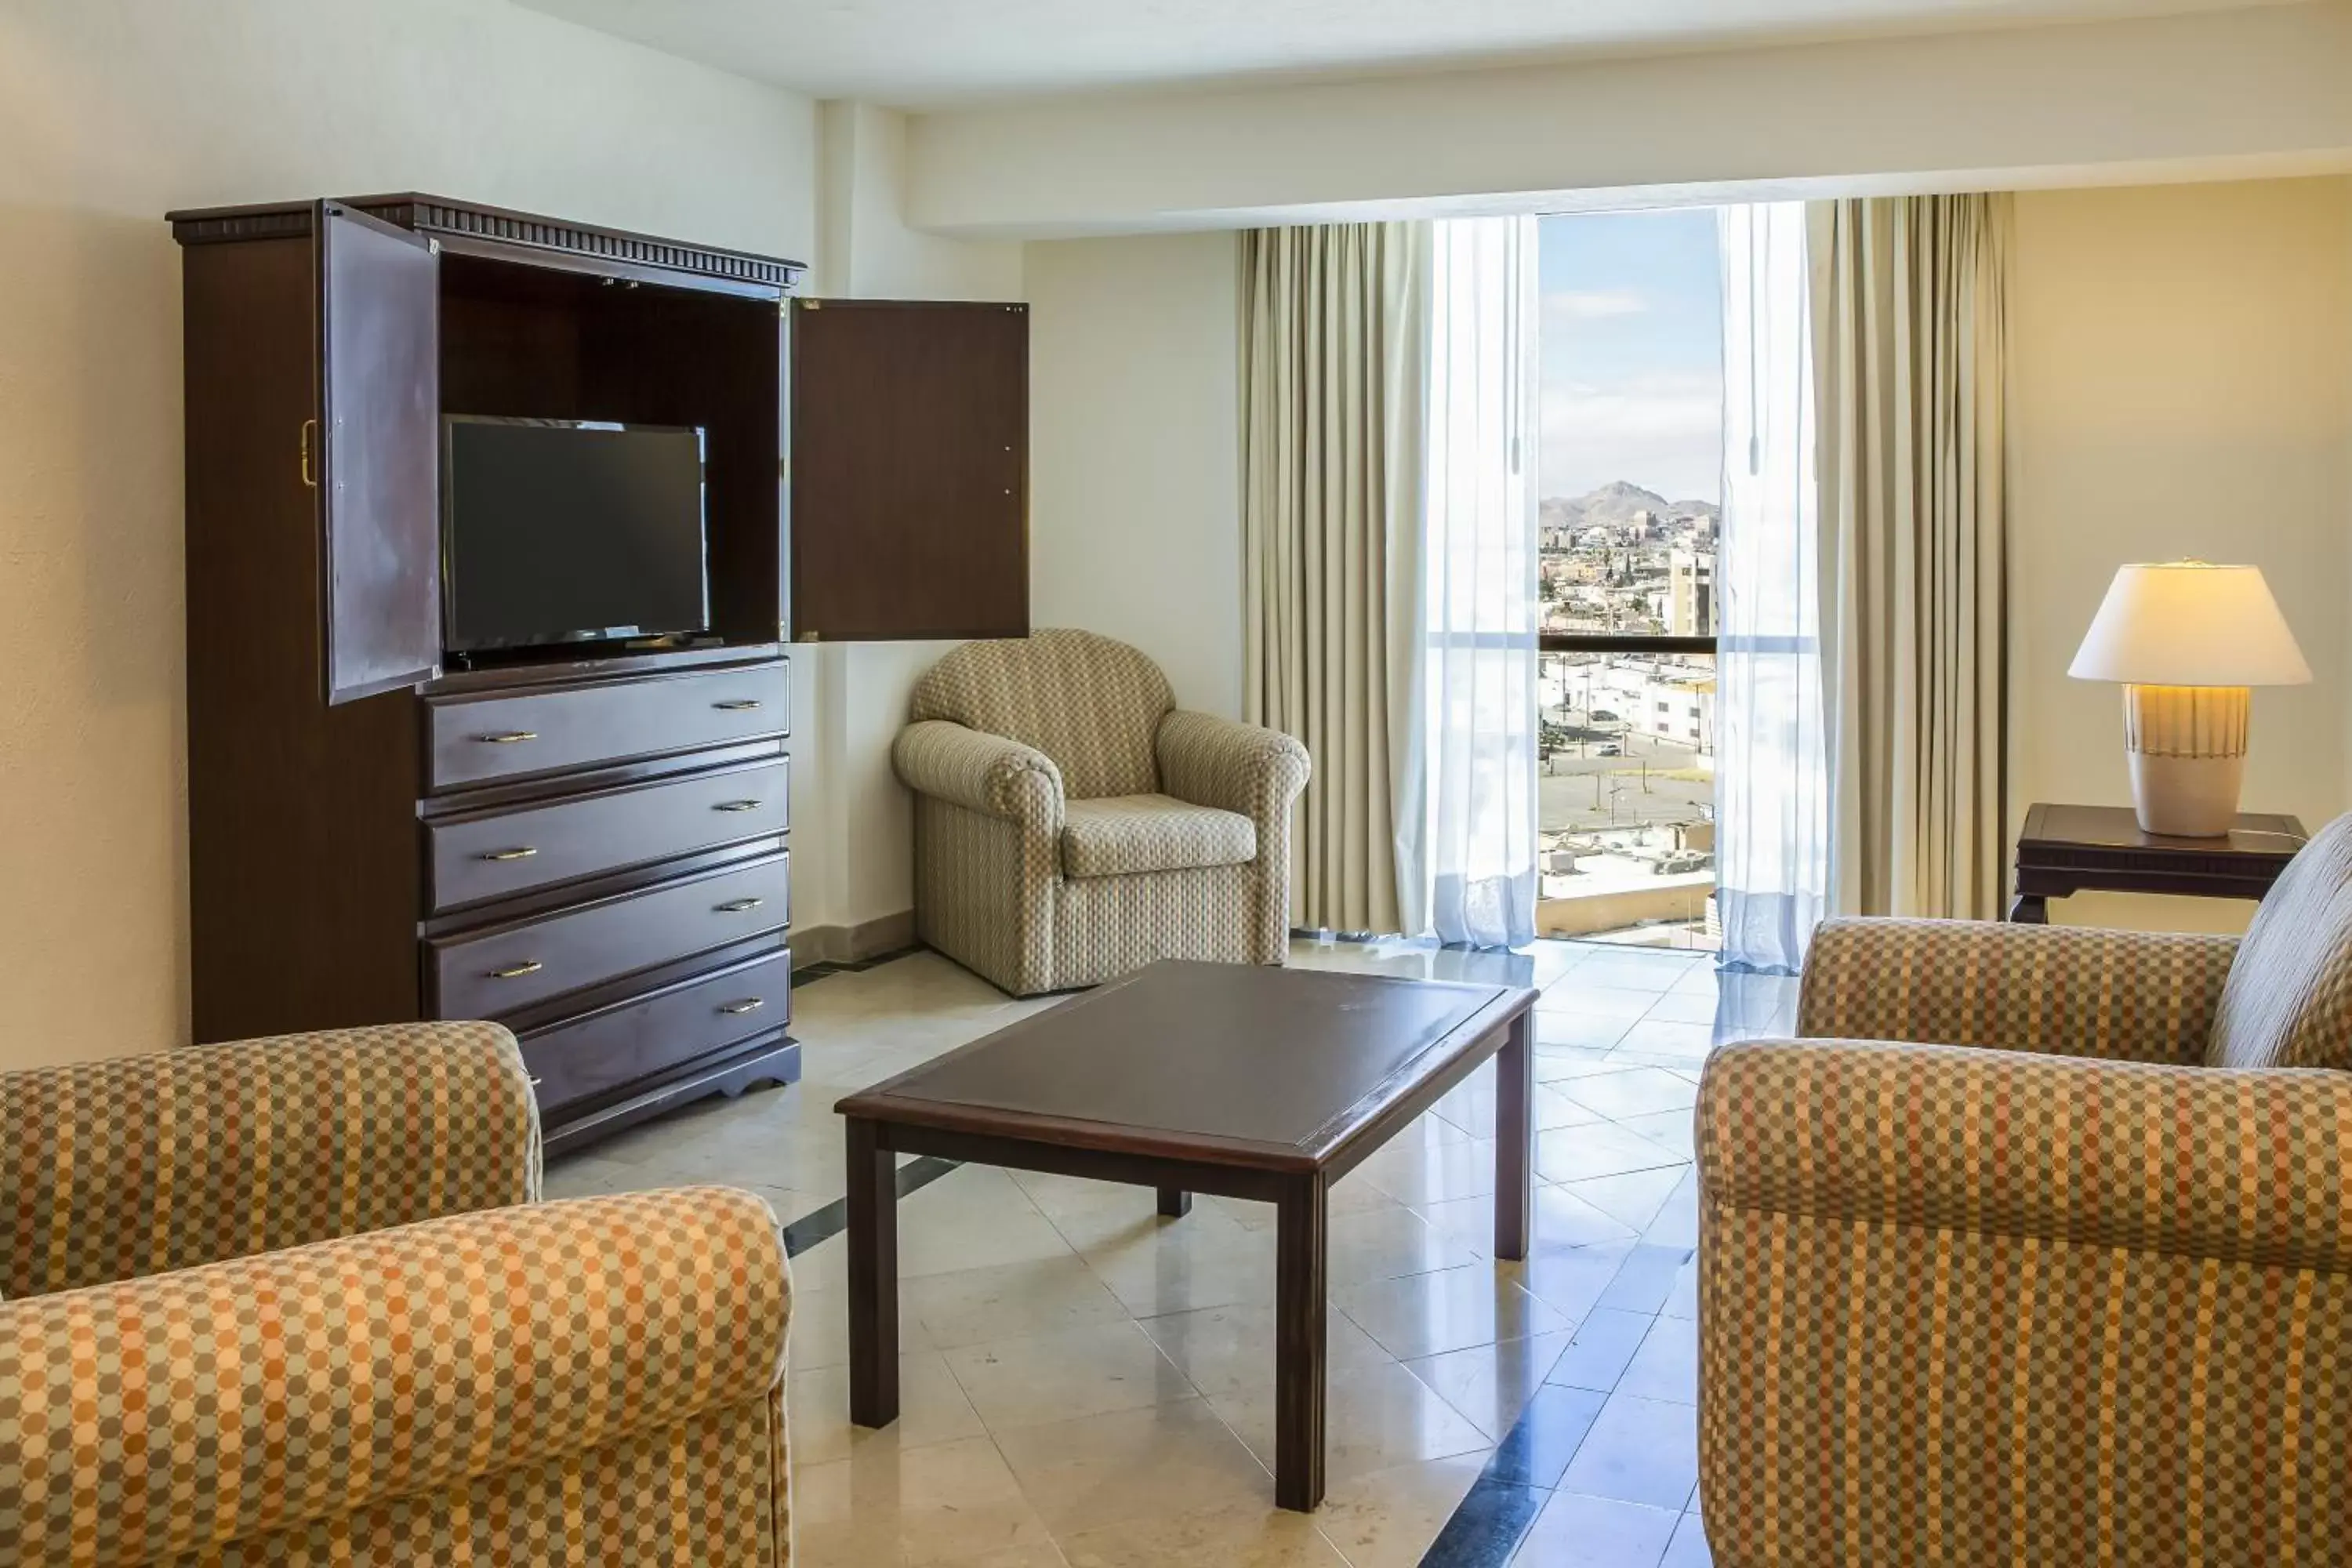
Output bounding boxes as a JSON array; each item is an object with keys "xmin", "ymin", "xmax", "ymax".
[{"xmin": 1541, "ymin": 481, "xmax": 1718, "ymax": 532}]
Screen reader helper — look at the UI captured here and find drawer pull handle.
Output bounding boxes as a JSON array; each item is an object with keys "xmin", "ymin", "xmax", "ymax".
[
  {"xmin": 719, "ymin": 998, "xmax": 767, "ymax": 1016},
  {"xmin": 714, "ymin": 800, "xmax": 764, "ymax": 813},
  {"xmin": 477, "ymin": 731, "xmax": 539, "ymax": 745},
  {"xmin": 481, "ymin": 847, "xmax": 539, "ymax": 862},
  {"xmin": 713, "ymin": 699, "xmax": 764, "ymax": 712},
  {"xmin": 716, "ymin": 898, "xmax": 765, "ymax": 913},
  {"xmin": 488, "ymin": 960, "xmax": 544, "ymax": 980}
]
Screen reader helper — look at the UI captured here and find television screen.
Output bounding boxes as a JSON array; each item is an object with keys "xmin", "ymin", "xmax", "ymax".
[{"xmin": 441, "ymin": 417, "xmax": 710, "ymax": 653}]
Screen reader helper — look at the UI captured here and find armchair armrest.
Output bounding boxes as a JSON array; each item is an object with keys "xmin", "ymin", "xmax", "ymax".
[
  {"xmin": 1700, "ymin": 1039, "xmax": 2352, "ymax": 1270},
  {"xmin": 1, "ymin": 1020, "xmax": 539, "ymax": 1298},
  {"xmin": 0, "ymin": 1188, "xmax": 789, "ymax": 1568},
  {"xmin": 1698, "ymin": 1040, "xmax": 2352, "ymax": 1562},
  {"xmin": 1799, "ymin": 916, "xmax": 2239, "ymax": 1065},
  {"xmin": 894, "ymin": 719, "xmax": 1065, "ymax": 829},
  {"xmin": 1154, "ymin": 710, "xmax": 1311, "ymax": 832}
]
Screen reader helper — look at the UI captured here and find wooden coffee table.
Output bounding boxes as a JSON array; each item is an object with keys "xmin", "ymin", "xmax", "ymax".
[{"xmin": 835, "ymin": 959, "xmax": 1537, "ymax": 1511}]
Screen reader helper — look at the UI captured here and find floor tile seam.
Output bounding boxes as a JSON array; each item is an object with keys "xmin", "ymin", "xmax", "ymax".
[{"xmin": 931, "ymin": 1315, "xmax": 1214, "ymax": 1436}]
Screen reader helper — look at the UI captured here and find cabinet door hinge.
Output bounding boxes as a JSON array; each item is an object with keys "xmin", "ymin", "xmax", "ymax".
[{"xmin": 299, "ymin": 419, "xmax": 318, "ymax": 488}]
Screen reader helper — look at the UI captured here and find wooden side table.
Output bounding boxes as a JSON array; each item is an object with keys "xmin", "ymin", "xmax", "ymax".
[{"xmin": 2008, "ymin": 802, "xmax": 2307, "ymax": 923}]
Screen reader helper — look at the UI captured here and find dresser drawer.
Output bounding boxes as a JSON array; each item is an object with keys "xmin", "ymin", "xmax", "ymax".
[
  {"xmin": 518, "ymin": 948, "xmax": 792, "ymax": 1111},
  {"xmin": 426, "ymin": 758, "xmax": 789, "ymax": 914},
  {"xmin": 426, "ymin": 662, "xmax": 788, "ymax": 792},
  {"xmin": 430, "ymin": 853, "xmax": 789, "ymax": 1019}
]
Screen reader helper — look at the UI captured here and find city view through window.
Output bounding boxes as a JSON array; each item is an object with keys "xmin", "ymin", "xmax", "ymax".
[{"xmin": 1537, "ymin": 209, "xmax": 1722, "ymax": 949}]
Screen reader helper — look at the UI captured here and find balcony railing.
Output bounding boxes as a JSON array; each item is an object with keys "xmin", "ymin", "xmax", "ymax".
[{"xmin": 1537, "ymin": 637, "xmax": 1717, "ymax": 950}]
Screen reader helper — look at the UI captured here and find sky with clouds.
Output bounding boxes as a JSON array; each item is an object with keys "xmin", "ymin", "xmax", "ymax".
[{"xmin": 1537, "ymin": 208, "xmax": 1723, "ymax": 506}]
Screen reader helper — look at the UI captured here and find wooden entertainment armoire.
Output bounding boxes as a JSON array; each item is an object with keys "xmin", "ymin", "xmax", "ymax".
[{"xmin": 169, "ymin": 194, "xmax": 1028, "ymax": 1152}]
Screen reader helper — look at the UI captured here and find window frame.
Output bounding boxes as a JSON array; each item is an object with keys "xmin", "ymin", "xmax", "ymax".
[{"xmin": 1537, "ymin": 633, "xmax": 1716, "ymax": 656}]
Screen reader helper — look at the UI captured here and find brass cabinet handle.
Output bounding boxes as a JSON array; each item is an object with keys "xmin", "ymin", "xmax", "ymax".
[
  {"xmin": 715, "ymin": 897, "xmax": 764, "ymax": 913},
  {"xmin": 481, "ymin": 847, "xmax": 539, "ymax": 862},
  {"xmin": 713, "ymin": 699, "xmax": 764, "ymax": 711},
  {"xmin": 477, "ymin": 731, "xmax": 539, "ymax": 745},
  {"xmin": 713, "ymin": 800, "xmax": 763, "ymax": 813},
  {"xmin": 718, "ymin": 998, "xmax": 766, "ymax": 1016},
  {"xmin": 488, "ymin": 960, "xmax": 543, "ymax": 979}
]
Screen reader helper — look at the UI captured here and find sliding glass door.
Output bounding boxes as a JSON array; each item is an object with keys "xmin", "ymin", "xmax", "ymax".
[{"xmin": 1534, "ymin": 209, "xmax": 1724, "ymax": 950}]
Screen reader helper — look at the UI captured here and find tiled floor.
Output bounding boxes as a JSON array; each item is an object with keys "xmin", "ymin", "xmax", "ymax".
[{"xmin": 544, "ymin": 938, "xmax": 1799, "ymax": 1568}]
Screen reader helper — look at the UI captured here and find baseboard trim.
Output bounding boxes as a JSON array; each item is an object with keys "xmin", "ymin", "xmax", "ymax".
[{"xmin": 790, "ymin": 909, "xmax": 916, "ymax": 967}]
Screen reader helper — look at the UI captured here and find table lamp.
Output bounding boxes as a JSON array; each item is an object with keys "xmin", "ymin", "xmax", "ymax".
[{"xmin": 2068, "ymin": 561, "xmax": 2310, "ymax": 837}]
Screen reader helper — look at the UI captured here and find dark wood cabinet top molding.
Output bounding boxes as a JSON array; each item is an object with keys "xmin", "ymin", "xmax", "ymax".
[{"xmin": 169, "ymin": 192, "xmax": 806, "ymax": 296}]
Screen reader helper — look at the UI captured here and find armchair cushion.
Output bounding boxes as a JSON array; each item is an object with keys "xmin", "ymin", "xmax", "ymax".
[
  {"xmin": 2209, "ymin": 811, "xmax": 2352, "ymax": 1070},
  {"xmin": 1062, "ymin": 795, "xmax": 1257, "ymax": 878},
  {"xmin": 0, "ymin": 1187, "xmax": 789, "ymax": 1568},
  {"xmin": 0, "ymin": 1021, "xmax": 538, "ymax": 1299},
  {"xmin": 1799, "ymin": 916, "xmax": 2238, "ymax": 1066},
  {"xmin": 909, "ymin": 629, "xmax": 1174, "ymax": 800}
]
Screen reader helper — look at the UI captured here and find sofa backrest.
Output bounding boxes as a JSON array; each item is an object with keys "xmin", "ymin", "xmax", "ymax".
[
  {"xmin": 2209, "ymin": 811, "xmax": 2352, "ymax": 1070},
  {"xmin": 909, "ymin": 629, "xmax": 1174, "ymax": 800}
]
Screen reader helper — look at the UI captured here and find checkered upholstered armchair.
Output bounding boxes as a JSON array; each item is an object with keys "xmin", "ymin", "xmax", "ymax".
[
  {"xmin": 0, "ymin": 1022, "xmax": 792, "ymax": 1568},
  {"xmin": 893, "ymin": 629, "xmax": 1311, "ymax": 996},
  {"xmin": 1697, "ymin": 815, "xmax": 2352, "ymax": 1567}
]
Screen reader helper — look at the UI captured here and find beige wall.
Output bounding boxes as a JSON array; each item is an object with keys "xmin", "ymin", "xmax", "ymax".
[
  {"xmin": 2009, "ymin": 176, "xmax": 2352, "ymax": 931},
  {"xmin": 0, "ymin": 0, "xmax": 818, "ymax": 1068},
  {"xmin": 1027, "ymin": 233, "xmax": 1244, "ymax": 718},
  {"xmin": 1016, "ymin": 176, "xmax": 2352, "ymax": 939}
]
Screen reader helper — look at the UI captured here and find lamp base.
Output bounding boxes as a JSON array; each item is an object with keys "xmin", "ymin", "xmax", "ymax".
[{"xmin": 2122, "ymin": 684, "xmax": 2249, "ymax": 838}]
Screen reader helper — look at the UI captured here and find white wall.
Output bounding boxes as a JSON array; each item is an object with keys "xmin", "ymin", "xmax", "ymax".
[
  {"xmin": 2008, "ymin": 176, "xmax": 2352, "ymax": 931},
  {"xmin": 788, "ymin": 103, "xmax": 1027, "ymax": 949},
  {"xmin": 909, "ymin": 3, "xmax": 2352, "ymax": 238},
  {"xmin": 1027, "ymin": 233, "xmax": 1244, "ymax": 717},
  {"xmin": 0, "ymin": 0, "xmax": 818, "ymax": 1067}
]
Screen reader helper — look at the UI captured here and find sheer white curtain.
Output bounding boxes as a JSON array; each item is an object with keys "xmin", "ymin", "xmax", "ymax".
[
  {"xmin": 1715, "ymin": 203, "xmax": 1830, "ymax": 973},
  {"xmin": 1399, "ymin": 216, "xmax": 1540, "ymax": 948}
]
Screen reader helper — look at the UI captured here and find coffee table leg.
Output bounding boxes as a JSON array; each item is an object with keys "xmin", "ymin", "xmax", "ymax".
[
  {"xmin": 846, "ymin": 1116, "xmax": 899, "ymax": 1428},
  {"xmin": 1274, "ymin": 1173, "xmax": 1328, "ymax": 1511},
  {"xmin": 1494, "ymin": 1011, "xmax": 1533, "ymax": 1262},
  {"xmin": 1157, "ymin": 1187, "xmax": 1192, "ymax": 1218}
]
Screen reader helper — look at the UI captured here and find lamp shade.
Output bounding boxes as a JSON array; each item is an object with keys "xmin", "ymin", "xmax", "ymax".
[{"xmin": 2068, "ymin": 562, "xmax": 2311, "ymax": 688}]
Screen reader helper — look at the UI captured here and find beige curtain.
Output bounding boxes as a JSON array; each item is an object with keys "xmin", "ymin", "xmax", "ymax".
[
  {"xmin": 1809, "ymin": 194, "xmax": 2013, "ymax": 920},
  {"xmin": 1240, "ymin": 223, "xmax": 1431, "ymax": 935}
]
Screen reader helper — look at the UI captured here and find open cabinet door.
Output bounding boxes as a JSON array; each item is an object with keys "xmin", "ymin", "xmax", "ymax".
[
  {"xmin": 316, "ymin": 201, "xmax": 442, "ymax": 704},
  {"xmin": 789, "ymin": 299, "xmax": 1029, "ymax": 642}
]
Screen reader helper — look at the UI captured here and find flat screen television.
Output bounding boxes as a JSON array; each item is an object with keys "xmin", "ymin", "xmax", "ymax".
[{"xmin": 441, "ymin": 416, "xmax": 710, "ymax": 654}]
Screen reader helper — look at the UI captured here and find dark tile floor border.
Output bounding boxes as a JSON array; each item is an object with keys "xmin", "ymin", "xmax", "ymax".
[
  {"xmin": 789, "ymin": 945, "xmax": 927, "ymax": 989},
  {"xmin": 779, "ymin": 1155, "xmax": 962, "ymax": 1258}
]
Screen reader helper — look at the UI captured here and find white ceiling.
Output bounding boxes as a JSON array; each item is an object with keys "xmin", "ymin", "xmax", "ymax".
[{"xmin": 515, "ymin": 0, "xmax": 2292, "ymax": 109}]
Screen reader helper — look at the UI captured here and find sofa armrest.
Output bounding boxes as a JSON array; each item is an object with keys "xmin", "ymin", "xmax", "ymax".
[
  {"xmin": 1700, "ymin": 1038, "xmax": 2352, "ymax": 1271},
  {"xmin": 1, "ymin": 1020, "xmax": 539, "ymax": 1298},
  {"xmin": 1698, "ymin": 1040, "xmax": 2352, "ymax": 1562},
  {"xmin": 1798, "ymin": 916, "xmax": 2239, "ymax": 1065},
  {"xmin": 0, "ymin": 1188, "xmax": 789, "ymax": 1568},
  {"xmin": 894, "ymin": 719, "xmax": 1065, "ymax": 829},
  {"xmin": 1154, "ymin": 710, "xmax": 1311, "ymax": 837}
]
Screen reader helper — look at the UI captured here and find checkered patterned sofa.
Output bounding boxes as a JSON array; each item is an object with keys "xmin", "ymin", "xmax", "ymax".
[
  {"xmin": 893, "ymin": 629, "xmax": 1311, "ymax": 996},
  {"xmin": 1697, "ymin": 813, "xmax": 2352, "ymax": 1567},
  {"xmin": 0, "ymin": 1022, "xmax": 792, "ymax": 1568}
]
